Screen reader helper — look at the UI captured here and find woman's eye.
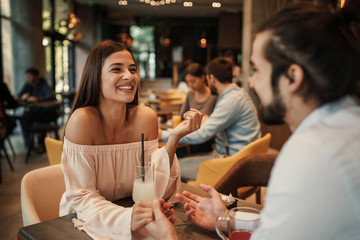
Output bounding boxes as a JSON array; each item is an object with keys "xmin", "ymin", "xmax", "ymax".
[
  {"xmin": 111, "ymin": 68, "xmax": 122, "ymax": 72},
  {"xmin": 129, "ymin": 68, "xmax": 137, "ymax": 73}
]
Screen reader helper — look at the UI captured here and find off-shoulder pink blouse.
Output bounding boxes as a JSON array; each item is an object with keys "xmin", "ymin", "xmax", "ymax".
[{"xmin": 59, "ymin": 137, "xmax": 181, "ymax": 240}]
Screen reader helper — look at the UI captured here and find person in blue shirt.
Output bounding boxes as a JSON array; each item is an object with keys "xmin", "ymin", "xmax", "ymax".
[
  {"xmin": 17, "ymin": 67, "xmax": 55, "ymax": 103},
  {"xmin": 17, "ymin": 68, "xmax": 58, "ymax": 149},
  {"xmin": 160, "ymin": 57, "xmax": 261, "ymax": 180}
]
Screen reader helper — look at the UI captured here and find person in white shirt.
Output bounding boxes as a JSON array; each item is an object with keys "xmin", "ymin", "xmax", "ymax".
[{"xmin": 144, "ymin": 2, "xmax": 360, "ymax": 240}]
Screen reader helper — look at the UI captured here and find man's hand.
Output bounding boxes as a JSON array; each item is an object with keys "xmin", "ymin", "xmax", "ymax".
[
  {"xmin": 175, "ymin": 184, "xmax": 227, "ymax": 231},
  {"xmin": 131, "ymin": 200, "xmax": 154, "ymax": 232},
  {"xmin": 145, "ymin": 199, "xmax": 178, "ymax": 240}
]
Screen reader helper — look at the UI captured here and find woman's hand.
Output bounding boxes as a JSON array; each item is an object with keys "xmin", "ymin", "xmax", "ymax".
[
  {"xmin": 175, "ymin": 184, "xmax": 228, "ymax": 231},
  {"xmin": 170, "ymin": 108, "xmax": 203, "ymax": 141},
  {"xmin": 131, "ymin": 199, "xmax": 176, "ymax": 238},
  {"xmin": 131, "ymin": 201, "xmax": 153, "ymax": 232},
  {"xmin": 145, "ymin": 199, "xmax": 178, "ymax": 240},
  {"xmin": 165, "ymin": 108, "xmax": 202, "ymax": 165}
]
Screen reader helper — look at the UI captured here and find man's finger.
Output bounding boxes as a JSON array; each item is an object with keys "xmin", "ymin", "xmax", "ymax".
[
  {"xmin": 200, "ymin": 184, "xmax": 219, "ymax": 198},
  {"xmin": 182, "ymin": 190, "xmax": 203, "ymax": 203}
]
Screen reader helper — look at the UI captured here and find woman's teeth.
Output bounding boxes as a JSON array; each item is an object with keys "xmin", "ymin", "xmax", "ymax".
[{"xmin": 117, "ymin": 86, "xmax": 133, "ymax": 90}]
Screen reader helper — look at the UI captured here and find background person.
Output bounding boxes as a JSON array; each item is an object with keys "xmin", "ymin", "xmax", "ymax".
[
  {"xmin": 179, "ymin": 62, "xmax": 217, "ymax": 122},
  {"xmin": 161, "ymin": 62, "xmax": 218, "ymax": 156},
  {"xmin": 160, "ymin": 57, "xmax": 260, "ymax": 181},
  {"xmin": 16, "ymin": 67, "xmax": 58, "ymax": 149},
  {"xmin": 17, "ymin": 67, "xmax": 55, "ymax": 103},
  {"xmin": 59, "ymin": 40, "xmax": 202, "ymax": 240}
]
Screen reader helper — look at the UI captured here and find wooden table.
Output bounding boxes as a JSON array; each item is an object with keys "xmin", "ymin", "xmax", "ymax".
[{"xmin": 17, "ymin": 183, "xmax": 261, "ymax": 240}]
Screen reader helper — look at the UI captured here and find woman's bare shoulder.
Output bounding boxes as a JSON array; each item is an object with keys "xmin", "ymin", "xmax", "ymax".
[
  {"xmin": 65, "ymin": 107, "xmax": 102, "ymax": 144},
  {"xmin": 131, "ymin": 105, "xmax": 158, "ymax": 140}
]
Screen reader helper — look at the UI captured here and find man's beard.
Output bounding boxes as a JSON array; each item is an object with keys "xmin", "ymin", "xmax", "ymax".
[
  {"xmin": 255, "ymin": 91, "xmax": 286, "ymax": 125},
  {"xmin": 210, "ymin": 84, "xmax": 218, "ymax": 95}
]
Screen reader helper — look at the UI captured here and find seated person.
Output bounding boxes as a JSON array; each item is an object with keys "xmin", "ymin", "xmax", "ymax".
[
  {"xmin": 178, "ymin": 63, "xmax": 218, "ymax": 123},
  {"xmin": 59, "ymin": 40, "xmax": 202, "ymax": 239},
  {"xmin": 163, "ymin": 63, "xmax": 218, "ymax": 157},
  {"xmin": 17, "ymin": 67, "xmax": 58, "ymax": 148},
  {"xmin": 160, "ymin": 58, "xmax": 261, "ymax": 181}
]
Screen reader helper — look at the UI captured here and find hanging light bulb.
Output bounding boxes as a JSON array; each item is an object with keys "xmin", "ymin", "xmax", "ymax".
[
  {"xmin": 183, "ymin": 2, "xmax": 193, "ymax": 7},
  {"xmin": 212, "ymin": 2, "xmax": 221, "ymax": 8}
]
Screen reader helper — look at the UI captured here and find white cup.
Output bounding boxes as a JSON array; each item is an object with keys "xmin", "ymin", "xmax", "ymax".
[{"xmin": 132, "ymin": 162, "xmax": 156, "ymax": 202}]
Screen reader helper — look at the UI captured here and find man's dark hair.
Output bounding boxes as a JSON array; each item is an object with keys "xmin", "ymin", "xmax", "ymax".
[
  {"xmin": 258, "ymin": 2, "xmax": 360, "ymax": 105},
  {"xmin": 25, "ymin": 67, "xmax": 39, "ymax": 76},
  {"xmin": 205, "ymin": 57, "xmax": 233, "ymax": 84}
]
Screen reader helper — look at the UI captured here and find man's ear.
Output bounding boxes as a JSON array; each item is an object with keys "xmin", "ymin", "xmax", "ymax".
[
  {"xmin": 208, "ymin": 74, "xmax": 216, "ymax": 85},
  {"xmin": 287, "ymin": 64, "xmax": 304, "ymax": 93}
]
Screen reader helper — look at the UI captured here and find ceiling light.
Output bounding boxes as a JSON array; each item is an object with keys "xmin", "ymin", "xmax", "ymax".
[
  {"xmin": 183, "ymin": 1, "xmax": 193, "ymax": 7},
  {"xmin": 118, "ymin": 0, "xmax": 128, "ymax": 5},
  {"xmin": 212, "ymin": 2, "xmax": 221, "ymax": 8}
]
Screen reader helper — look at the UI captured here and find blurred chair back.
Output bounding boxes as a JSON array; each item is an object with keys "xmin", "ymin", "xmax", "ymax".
[
  {"xmin": 187, "ymin": 133, "xmax": 271, "ymax": 187},
  {"xmin": 44, "ymin": 137, "xmax": 63, "ymax": 165},
  {"xmin": 214, "ymin": 153, "xmax": 278, "ymax": 203},
  {"xmin": 21, "ymin": 164, "xmax": 65, "ymax": 226}
]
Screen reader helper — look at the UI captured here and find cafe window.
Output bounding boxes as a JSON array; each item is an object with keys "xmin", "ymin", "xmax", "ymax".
[
  {"xmin": 130, "ymin": 26, "xmax": 156, "ymax": 79},
  {"xmin": 1, "ymin": 0, "xmax": 13, "ymax": 89},
  {"xmin": 42, "ymin": 0, "xmax": 76, "ymax": 93}
]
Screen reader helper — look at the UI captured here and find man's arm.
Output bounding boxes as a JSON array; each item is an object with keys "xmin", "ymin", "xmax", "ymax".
[
  {"xmin": 35, "ymin": 83, "xmax": 55, "ymax": 101},
  {"xmin": 176, "ymin": 94, "xmax": 240, "ymax": 145}
]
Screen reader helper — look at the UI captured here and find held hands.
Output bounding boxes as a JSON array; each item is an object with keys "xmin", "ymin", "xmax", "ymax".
[
  {"xmin": 170, "ymin": 108, "xmax": 202, "ymax": 140},
  {"xmin": 131, "ymin": 199, "xmax": 176, "ymax": 238},
  {"xmin": 145, "ymin": 199, "xmax": 179, "ymax": 240},
  {"xmin": 175, "ymin": 184, "xmax": 228, "ymax": 231},
  {"xmin": 131, "ymin": 201, "xmax": 153, "ymax": 234}
]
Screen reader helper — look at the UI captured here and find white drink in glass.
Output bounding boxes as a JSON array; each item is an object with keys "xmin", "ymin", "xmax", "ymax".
[
  {"xmin": 132, "ymin": 162, "xmax": 156, "ymax": 202},
  {"xmin": 132, "ymin": 179, "xmax": 156, "ymax": 202}
]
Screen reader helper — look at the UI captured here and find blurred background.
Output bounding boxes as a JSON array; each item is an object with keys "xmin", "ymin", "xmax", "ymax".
[
  {"xmin": 1, "ymin": 0, "xmax": 342, "ymax": 98},
  {"xmin": 0, "ymin": 0, "xmax": 345, "ymax": 239}
]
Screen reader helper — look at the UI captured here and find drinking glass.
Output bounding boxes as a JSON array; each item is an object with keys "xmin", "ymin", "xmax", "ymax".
[
  {"xmin": 132, "ymin": 162, "xmax": 156, "ymax": 203},
  {"xmin": 215, "ymin": 207, "xmax": 260, "ymax": 240},
  {"xmin": 172, "ymin": 115, "xmax": 181, "ymax": 128}
]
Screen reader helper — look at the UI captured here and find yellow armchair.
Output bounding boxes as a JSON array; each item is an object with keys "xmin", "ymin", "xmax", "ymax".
[
  {"xmin": 187, "ymin": 133, "xmax": 271, "ymax": 187},
  {"xmin": 44, "ymin": 137, "xmax": 63, "ymax": 165}
]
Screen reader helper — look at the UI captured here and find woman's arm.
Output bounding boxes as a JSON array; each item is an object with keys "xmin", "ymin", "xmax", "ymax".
[
  {"xmin": 165, "ymin": 108, "xmax": 202, "ymax": 166},
  {"xmin": 179, "ymin": 93, "xmax": 190, "ymax": 120}
]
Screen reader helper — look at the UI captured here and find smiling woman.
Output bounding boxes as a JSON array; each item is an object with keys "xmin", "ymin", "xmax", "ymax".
[
  {"xmin": 59, "ymin": 40, "xmax": 203, "ymax": 239},
  {"xmin": 100, "ymin": 50, "xmax": 139, "ymax": 104}
]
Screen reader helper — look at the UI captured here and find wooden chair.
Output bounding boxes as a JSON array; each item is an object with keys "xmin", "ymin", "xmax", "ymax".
[
  {"xmin": 20, "ymin": 164, "xmax": 65, "ymax": 226},
  {"xmin": 214, "ymin": 153, "xmax": 278, "ymax": 204},
  {"xmin": 187, "ymin": 133, "xmax": 272, "ymax": 187},
  {"xmin": 44, "ymin": 137, "xmax": 63, "ymax": 165}
]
